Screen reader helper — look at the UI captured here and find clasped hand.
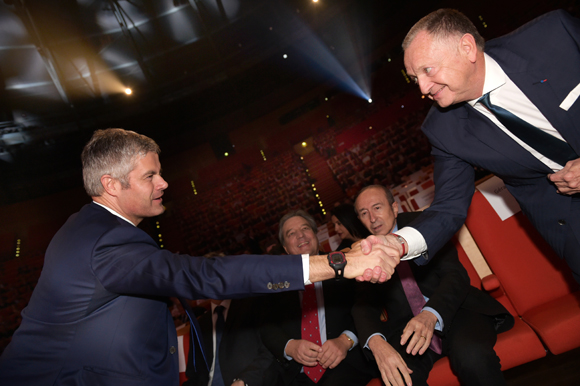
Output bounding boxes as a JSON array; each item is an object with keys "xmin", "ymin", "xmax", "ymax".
[
  {"xmin": 347, "ymin": 235, "xmax": 402, "ymax": 283},
  {"xmin": 286, "ymin": 337, "xmax": 350, "ymax": 369},
  {"xmin": 549, "ymin": 157, "xmax": 580, "ymax": 194}
]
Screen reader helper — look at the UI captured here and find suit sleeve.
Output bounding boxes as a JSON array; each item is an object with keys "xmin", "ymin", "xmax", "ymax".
[
  {"xmin": 351, "ymin": 282, "xmax": 385, "ymax": 361},
  {"xmin": 408, "ymin": 117, "xmax": 475, "ymax": 260},
  {"xmin": 419, "ymin": 242, "xmax": 471, "ymax": 335},
  {"xmin": 91, "ymin": 223, "xmax": 305, "ymax": 300}
]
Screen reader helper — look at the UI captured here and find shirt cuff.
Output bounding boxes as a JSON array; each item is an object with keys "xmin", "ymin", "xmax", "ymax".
[
  {"xmin": 364, "ymin": 333, "xmax": 386, "ymax": 350},
  {"xmin": 284, "ymin": 339, "xmax": 295, "ymax": 361},
  {"xmin": 395, "ymin": 227, "xmax": 427, "ymax": 260},
  {"xmin": 341, "ymin": 330, "xmax": 358, "ymax": 350},
  {"xmin": 302, "ymin": 254, "xmax": 311, "ymax": 285},
  {"xmin": 422, "ymin": 307, "xmax": 443, "ymax": 331}
]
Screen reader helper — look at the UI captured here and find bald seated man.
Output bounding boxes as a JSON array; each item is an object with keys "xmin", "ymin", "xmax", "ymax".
[{"xmin": 352, "ymin": 185, "xmax": 513, "ymax": 386}]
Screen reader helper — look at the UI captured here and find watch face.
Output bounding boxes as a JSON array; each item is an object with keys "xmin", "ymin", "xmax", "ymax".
[{"xmin": 331, "ymin": 254, "xmax": 344, "ymax": 264}]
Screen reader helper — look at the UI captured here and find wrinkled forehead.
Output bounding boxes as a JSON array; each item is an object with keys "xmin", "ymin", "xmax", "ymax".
[
  {"xmin": 404, "ymin": 31, "xmax": 458, "ymax": 69},
  {"xmin": 356, "ymin": 188, "xmax": 387, "ymax": 210}
]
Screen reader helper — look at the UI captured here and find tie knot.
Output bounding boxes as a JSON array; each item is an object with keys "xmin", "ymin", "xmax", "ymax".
[{"xmin": 478, "ymin": 92, "xmax": 492, "ymax": 108}]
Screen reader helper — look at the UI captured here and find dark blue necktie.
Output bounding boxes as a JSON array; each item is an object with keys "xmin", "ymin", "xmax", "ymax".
[
  {"xmin": 478, "ymin": 92, "xmax": 577, "ymax": 166},
  {"xmin": 212, "ymin": 305, "xmax": 226, "ymax": 386},
  {"xmin": 179, "ymin": 298, "xmax": 209, "ymax": 372}
]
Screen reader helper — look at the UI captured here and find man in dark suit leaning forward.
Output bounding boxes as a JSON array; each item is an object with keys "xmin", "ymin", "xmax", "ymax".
[
  {"xmin": 0, "ymin": 129, "xmax": 398, "ymax": 386},
  {"xmin": 374, "ymin": 9, "xmax": 580, "ymax": 284},
  {"xmin": 353, "ymin": 185, "xmax": 514, "ymax": 386}
]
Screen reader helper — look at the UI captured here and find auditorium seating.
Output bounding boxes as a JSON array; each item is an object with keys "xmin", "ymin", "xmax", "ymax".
[
  {"xmin": 366, "ymin": 182, "xmax": 580, "ymax": 386},
  {"xmin": 465, "ymin": 190, "xmax": 580, "ymax": 355}
]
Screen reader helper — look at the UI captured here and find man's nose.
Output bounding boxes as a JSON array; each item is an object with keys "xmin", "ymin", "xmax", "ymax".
[
  {"xmin": 157, "ymin": 176, "xmax": 169, "ymax": 190},
  {"xmin": 369, "ymin": 213, "xmax": 376, "ymax": 223},
  {"xmin": 417, "ymin": 77, "xmax": 432, "ymax": 95}
]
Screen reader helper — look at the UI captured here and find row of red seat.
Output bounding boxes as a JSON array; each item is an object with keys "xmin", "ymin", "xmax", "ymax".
[{"xmin": 370, "ymin": 187, "xmax": 580, "ymax": 386}]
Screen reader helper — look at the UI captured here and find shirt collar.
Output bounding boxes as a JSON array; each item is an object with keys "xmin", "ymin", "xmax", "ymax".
[
  {"xmin": 92, "ymin": 201, "xmax": 135, "ymax": 227},
  {"xmin": 467, "ymin": 53, "xmax": 506, "ymax": 107}
]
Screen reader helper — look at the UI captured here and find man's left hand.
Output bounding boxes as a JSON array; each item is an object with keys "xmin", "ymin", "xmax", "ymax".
[
  {"xmin": 231, "ymin": 380, "xmax": 244, "ymax": 386},
  {"xmin": 317, "ymin": 336, "xmax": 350, "ymax": 369},
  {"xmin": 549, "ymin": 158, "xmax": 580, "ymax": 194},
  {"xmin": 400, "ymin": 310, "xmax": 438, "ymax": 356}
]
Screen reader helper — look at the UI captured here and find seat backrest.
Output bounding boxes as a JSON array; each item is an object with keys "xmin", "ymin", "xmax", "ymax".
[{"xmin": 465, "ymin": 190, "xmax": 579, "ymax": 316}]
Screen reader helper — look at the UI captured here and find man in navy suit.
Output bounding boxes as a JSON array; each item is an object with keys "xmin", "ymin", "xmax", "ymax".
[
  {"xmin": 353, "ymin": 185, "xmax": 512, "ymax": 386},
  {"xmin": 373, "ymin": 9, "xmax": 580, "ymax": 283},
  {"xmin": 0, "ymin": 128, "xmax": 397, "ymax": 386}
]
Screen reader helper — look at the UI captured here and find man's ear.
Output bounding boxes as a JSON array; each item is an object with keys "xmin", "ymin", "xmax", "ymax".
[
  {"xmin": 392, "ymin": 201, "xmax": 399, "ymax": 218},
  {"xmin": 100, "ymin": 175, "xmax": 119, "ymax": 197},
  {"xmin": 459, "ymin": 33, "xmax": 478, "ymax": 63}
]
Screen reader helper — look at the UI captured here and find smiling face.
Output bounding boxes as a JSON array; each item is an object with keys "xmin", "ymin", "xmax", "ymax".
[
  {"xmin": 282, "ymin": 216, "xmax": 319, "ymax": 255},
  {"xmin": 355, "ymin": 187, "xmax": 398, "ymax": 236},
  {"xmin": 404, "ymin": 30, "xmax": 483, "ymax": 108},
  {"xmin": 115, "ymin": 152, "xmax": 168, "ymax": 225}
]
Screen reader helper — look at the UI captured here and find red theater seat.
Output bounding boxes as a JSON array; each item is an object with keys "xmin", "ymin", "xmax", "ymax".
[
  {"xmin": 365, "ymin": 231, "xmax": 546, "ymax": 386},
  {"xmin": 465, "ymin": 190, "xmax": 580, "ymax": 355}
]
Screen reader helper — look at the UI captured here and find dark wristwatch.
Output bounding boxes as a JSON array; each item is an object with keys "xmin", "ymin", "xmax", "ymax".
[{"xmin": 327, "ymin": 251, "xmax": 347, "ymax": 280}]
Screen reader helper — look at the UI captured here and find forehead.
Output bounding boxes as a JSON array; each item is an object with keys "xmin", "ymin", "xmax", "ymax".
[
  {"xmin": 283, "ymin": 216, "xmax": 312, "ymax": 232},
  {"xmin": 357, "ymin": 188, "xmax": 388, "ymax": 208},
  {"xmin": 131, "ymin": 152, "xmax": 160, "ymax": 173},
  {"xmin": 404, "ymin": 30, "xmax": 453, "ymax": 71}
]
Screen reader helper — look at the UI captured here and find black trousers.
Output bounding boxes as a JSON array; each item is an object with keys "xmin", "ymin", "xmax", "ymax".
[{"xmin": 389, "ymin": 309, "xmax": 505, "ymax": 386}]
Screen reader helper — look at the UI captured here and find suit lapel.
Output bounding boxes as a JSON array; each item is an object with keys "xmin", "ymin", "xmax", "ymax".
[
  {"xmin": 488, "ymin": 46, "xmax": 580, "ymax": 155},
  {"xmin": 460, "ymin": 103, "xmax": 553, "ymax": 174}
]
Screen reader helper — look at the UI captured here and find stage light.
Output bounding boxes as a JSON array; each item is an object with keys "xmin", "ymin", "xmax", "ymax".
[
  {"xmin": 124, "ymin": 88, "xmax": 132, "ymax": 95},
  {"xmin": 368, "ymin": 98, "xmax": 372, "ymax": 103},
  {"xmin": 301, "ymin": 141, "xmax": 307, "ymax": 147},
  {"xmin": 283, "ymin": 54, "xmax": 288, "ymax": 59},
  {"xmin": 224, "ymin": 152, "xmax": 229, "ymax": 157}
]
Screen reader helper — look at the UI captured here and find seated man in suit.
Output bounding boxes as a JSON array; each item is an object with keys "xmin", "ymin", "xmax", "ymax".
[
  {"xmin": 183, "ymin": 297, "xmax": 280, "ymax": 386},
  {"xmin": 261, "ymin": 210, "xmax": 375, "ymax": 386},
  {"xmin": 353, "ymin": 185, "xmax": 514, "ymax": 386}
]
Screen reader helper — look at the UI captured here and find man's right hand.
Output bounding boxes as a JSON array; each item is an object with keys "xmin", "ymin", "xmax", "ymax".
[
  {"xmin": 345, "ymin": 241, "xmax": 400, "ymax": 283},
  {"xmin": 285, "ymin": 339, "xmax": 322, "ymax": 367},
  {"xmin": 368, "ymin": 336, "xmax": 413, "ymax": 386},
  {"xmin": 361, "ymin": 234, "xmax": 407, "ymax": 259}
]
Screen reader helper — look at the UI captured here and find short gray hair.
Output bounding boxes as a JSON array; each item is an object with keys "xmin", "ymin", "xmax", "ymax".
[
  {"xmin": 278, "ymin": 210, "xmax": 318, "ymax": 246},
  {"xmin": 402, "ymin": 9, "xmax": 485, "ymax": 52},
  {"xmin": 81, "ymin": 128, "xmax": 160, "ymax": 197}
]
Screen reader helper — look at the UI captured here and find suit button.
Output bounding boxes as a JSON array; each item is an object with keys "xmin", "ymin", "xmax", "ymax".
[
  {"xmin": 284, "ymin": 281, "xmax": 290, "ymax": 288},
  {"xmin": 267, "ymin": 282, "xmax": 273, "ymax": 290},
  {"xmin": 278, "ymin": 282, "xmax": 284, "ymax": 289},
  {"xmin": 273, "ymin": 283, "xmax": 279, "ymax": 290},
  {"xmin": 558, "ymin": 219, "xmax": 566, "ymax": 225},
  {"xmin": 170, "ymin": 346, "xmax": 176, "ymax": 354}
]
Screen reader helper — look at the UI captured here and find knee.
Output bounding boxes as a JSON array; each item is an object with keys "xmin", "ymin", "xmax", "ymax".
[{"xmin": 448, "ymin": 344, "xmax": 501, "ymax": 377}]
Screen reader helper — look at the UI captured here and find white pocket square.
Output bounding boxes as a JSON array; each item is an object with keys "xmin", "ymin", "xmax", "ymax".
[{"xmin": 560, "ymin": 82, "xmax": 580, "ymax": 111}]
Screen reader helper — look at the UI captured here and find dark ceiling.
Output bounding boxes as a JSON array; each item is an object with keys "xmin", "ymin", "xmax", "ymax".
[{"xmin": 0, "ymin": 0, "xmax": 577, "ymax": 207}]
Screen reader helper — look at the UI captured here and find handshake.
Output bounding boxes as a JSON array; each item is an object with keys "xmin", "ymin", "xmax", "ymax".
[{"xmin": 311, "ymin": 234, "xmax": 408, "ymax": 284}]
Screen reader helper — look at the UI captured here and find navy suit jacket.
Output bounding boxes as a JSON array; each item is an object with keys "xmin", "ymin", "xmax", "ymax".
[
  {"xmin": 353, "ymin": 213, "xmax": 513, "ymax": 357},
  {"xmin": 260, "ymin": 277, "xmax": 369, "ymax": 385},
  {"xmin": 0, "ymin": 203, "xmax": 304, "ymax": 386},
  {"xmin": 411, "ymin": 10, "xmax": 580, "ymax": 267}
]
